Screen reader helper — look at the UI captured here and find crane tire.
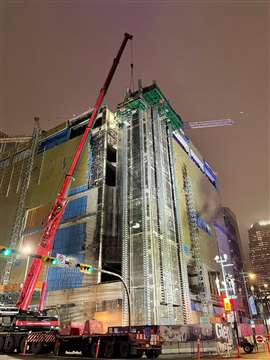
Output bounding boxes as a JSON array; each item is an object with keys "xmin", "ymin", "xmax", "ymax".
[
  {"xmin": 0, "ymin": 336, "xmax": 5, "ymax": 352},
  {"xmin": 243, "ymin": 344, "xmax": 253, "ymax": 354},
  {"xmin": 31, "ymin": 342, "xmax": 43, "ymax": 354},
  {"xmin": 19, "ymin": 336, "xmax": 27, "ymax": 354},
  {"xmin": 131, "ymin": 349, "xmax": 144, "ymax": 358},
  {"xmin": 4, "ymin": 336, "xmax": 15, "ymax": 354},
  {"xmin": 119, "ymin": 341, "xmax": 130, "ymax": 358},
  {"xmin": 90, "ymin": 341, "xmax": 98, "ymax": 358},
  {"xmin": 104, "ymin": 341, "xmax": 114, "ymax": 358}
]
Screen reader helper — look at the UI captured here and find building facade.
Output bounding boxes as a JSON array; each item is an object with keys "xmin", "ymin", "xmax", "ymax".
[
  {"xmin": 214, "ymin": 207, "xmax": 247, "ymax": 319},
  {"xmin": 117, "ymin": 83, "xmax": 221, "ymax": 326},
  {"xmin": 0, "ymin": 108, "xmax": 122, "ymax": 324},
  {"xmin": 222, "ymin": 207, "xmax": 243, "ymax": 278},
  {"xmin": 1, "ymin": 83, "xmax": 224, "ymax": 327},
  {"xmin": 249, "ymin": 221, "xmax": 270, "ymax": 287}
]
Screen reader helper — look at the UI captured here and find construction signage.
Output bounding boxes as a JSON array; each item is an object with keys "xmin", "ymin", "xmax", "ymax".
[{"xmin": 256, "ymin": 335, "xmax": 264, "ymax": 343}]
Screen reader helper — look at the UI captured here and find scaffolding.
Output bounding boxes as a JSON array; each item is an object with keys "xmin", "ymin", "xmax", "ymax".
[
  {"xmin": 182, "ymin": 165, "xmax": 212, "ymax": 314},
  {"xmin": 2, "ymin": 120, "xmax": 40, "ymax": 284},
  {"xmin": 117, "ymin": 84, "xmax": 190, "ymax": 326}
]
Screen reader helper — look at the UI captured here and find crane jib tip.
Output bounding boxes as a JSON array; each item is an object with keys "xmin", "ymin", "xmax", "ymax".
[{"xmin": 124, "ymin": 33, "xmax": 133, "ymax": 40}]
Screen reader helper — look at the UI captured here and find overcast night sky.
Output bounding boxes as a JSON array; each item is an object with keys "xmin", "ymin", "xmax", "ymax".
[{"xmin": 0, "ymin": 0, "xmax": 269, "ymax": 259}]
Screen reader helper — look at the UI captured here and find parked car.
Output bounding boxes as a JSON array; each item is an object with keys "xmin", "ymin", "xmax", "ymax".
[{"xmin": 239, "ymin": 338, "xmax": 254, "ymax": 353}]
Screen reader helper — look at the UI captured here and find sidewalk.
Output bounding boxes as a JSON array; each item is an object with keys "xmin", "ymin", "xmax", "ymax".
[
  {"xmin": 159, "ymin": 349, "xmax": 270, "ymax": 360},
  {"xmin": 204, "ymin": 350, "xmax": 270, "ymax": 359}
]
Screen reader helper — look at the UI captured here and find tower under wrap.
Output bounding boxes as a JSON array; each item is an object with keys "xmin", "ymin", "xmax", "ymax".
[{"xmin": 117, "ymin": 84, "xmax": 193, "ymax": 325}]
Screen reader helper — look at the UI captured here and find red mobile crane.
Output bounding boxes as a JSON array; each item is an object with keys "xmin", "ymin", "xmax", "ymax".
[
  {"xmin": 0, "ymin": 32, "xmax": 162, "ymax": 358},
  {"xmin": 17, "ymin": 32, "xmax": 132, "ymax": 311}
]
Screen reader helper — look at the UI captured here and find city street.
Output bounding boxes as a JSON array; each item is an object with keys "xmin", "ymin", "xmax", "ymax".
[
  {"xmin": 0, "ymin": 4, "xmax": 269, "ymax": 360},
  {"xmin": 0, "ymin": 351, "xmax": 270, "ymax": 360}
]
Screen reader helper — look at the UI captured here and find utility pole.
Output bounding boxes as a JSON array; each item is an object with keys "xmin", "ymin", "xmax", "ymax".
[
  {"xmin": 215, "ymin": 254, "xmax": 240, "ymax": 353},
  {"xmin": 240, "ymin": 271, "xmax": 258, "ymax": 350}
]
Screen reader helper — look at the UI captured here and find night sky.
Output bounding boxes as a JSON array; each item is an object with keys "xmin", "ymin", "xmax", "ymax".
[{"xmin": 0, "ymin": 0, "xmax": 269, "ymax": 259}]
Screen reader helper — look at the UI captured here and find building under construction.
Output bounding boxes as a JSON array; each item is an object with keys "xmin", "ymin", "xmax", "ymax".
[{"xmin": 0, "ymin": 83, "xmax": 222, "ymax": 328}]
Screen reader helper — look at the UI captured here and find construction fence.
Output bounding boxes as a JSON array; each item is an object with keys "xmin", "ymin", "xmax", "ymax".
[
  {"xmin": 160, "ymin": 323, "xmax": 268, "ymax": 356},
  {"xmin": 160, "ymin": 323, "xmax": 233, "ymax": 357}
]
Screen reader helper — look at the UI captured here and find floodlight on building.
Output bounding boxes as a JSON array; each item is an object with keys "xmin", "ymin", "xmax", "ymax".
[
  {"xmin": 248, "ymin": 273, "xmax": 256, "ymax": 280},
  {"xmin": 258, "ymin": 221, "xmax": 270, "ymax": 226}
]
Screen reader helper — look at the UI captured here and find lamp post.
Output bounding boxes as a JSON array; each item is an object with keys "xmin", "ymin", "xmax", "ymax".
[
  {"xmin": 215, "ymin": 254, "xmax": 240, "ymax": 351},
  {"xmin": 240, "ymin": 272, "xmax": 255, "ymax": 320},
  {"xmin": 240, "ymin": 271, "xmax": 258, "ymax": 350},
  {"xmin": 214, "ymin": 254, "xmax": 234, "ymax": 297}
]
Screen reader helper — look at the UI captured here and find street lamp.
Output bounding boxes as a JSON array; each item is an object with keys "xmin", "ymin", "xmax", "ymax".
[
  {"xmin": 215, "ymin": 254, "xmax": 240, "ymax": 349},
  {"xmin": 240, "ymin": 271, "xmax": 258, "ymax": 349},
  {"xmin": 214, "ymin": 254, "xmax": 234, "ymax": 297}
]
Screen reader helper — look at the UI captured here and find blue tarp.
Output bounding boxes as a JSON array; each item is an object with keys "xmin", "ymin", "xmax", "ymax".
[
  {"xmin": 38, "ymin": 128, "xmax": 71, "ymax": 153},
  {"xmin": 68, "ymin": 185, "xmax": 88, "ymax": 196},
  {"xmin": 62, "ymin": 196, "xmax": 87, "ymax": 221},
  {"xmin": 47, "ymin": 223, "xmax": 86, "ymax": 291}
]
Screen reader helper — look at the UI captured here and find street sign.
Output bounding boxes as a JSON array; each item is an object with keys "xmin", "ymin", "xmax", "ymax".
[
  {"xmin": 200, "ymin": 316, "xmax": 209, "ymax": 325},
  {"xmin": 226, "ymin": 312, "xmax": 234, "ymax": 323},
  {"xmin": 256, "ymin": 335, "xmax": 264, "ymax": 343}
]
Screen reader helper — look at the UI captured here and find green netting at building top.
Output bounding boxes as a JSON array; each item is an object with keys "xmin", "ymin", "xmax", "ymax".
[
  {"xmin": 116, "ymin": 84, "xmax": 183, "ymax": 131},
  {"xmin": 142, "ymin": 85, "xmax": 183, "ymax": 130}
]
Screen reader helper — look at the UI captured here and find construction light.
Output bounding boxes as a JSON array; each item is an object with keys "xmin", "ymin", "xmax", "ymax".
[
  {"xmin": 248, "ymin": 273, "xmax": 256, "ymax": 280},
  {"xmin": 0, "ymin": 246, "xmax": 15, "ymax": 257},
  {"xmin": 77, "ymin": 263, "xmax": 94, "ymax": 274}
]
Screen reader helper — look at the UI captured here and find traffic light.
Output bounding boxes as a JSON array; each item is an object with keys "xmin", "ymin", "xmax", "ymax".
[
  {"xmin": 0, "ymin": 246, "xmax": 15, "ymax": 257},
  {"xmin": 41, "ymin": 256, "xmax": 60, "ymax": 266},
  {"xmin": 223, "ymin": 297, "xmax": 232, "ymax": 312},
  {"xmin": 77, "ymin": 263, "xmax": 94, "ymax": 274}
]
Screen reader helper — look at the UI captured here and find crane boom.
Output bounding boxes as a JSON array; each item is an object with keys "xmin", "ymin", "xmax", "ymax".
[
  {"xmin": 17, "ymin": 32, "xmax": 133, "ymax": 311},
  {"xmin": 183, "ymin": 118, "xmax": 234, "ymax": 129},
  {"xmin": 0, "ymin": 136, "xmax": 32, "ymax": 143}
]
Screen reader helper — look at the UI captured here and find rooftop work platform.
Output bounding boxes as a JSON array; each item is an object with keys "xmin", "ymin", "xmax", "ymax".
[{"xmin": 117, "ymin": 83, "xmax": 184, "ymax": 131}]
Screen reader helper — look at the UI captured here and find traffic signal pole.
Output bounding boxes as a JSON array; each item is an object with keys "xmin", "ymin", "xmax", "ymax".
[{"xmin": 0, "ymin": 247, "xmax": 131, "ymax": 327}]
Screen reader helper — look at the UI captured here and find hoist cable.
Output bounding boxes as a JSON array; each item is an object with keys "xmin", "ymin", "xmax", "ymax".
[{"xmin": 129, "ymin": 38, "xmax": 134, "ymax": 93}]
